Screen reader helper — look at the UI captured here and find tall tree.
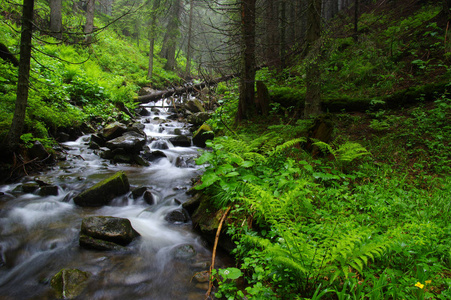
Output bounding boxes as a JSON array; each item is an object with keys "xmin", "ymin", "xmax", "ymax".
[
  {"xmin": 160, "ymin": 0, "xmax": 182, "ymax": 71},
  {"xmin": 185, "ymin": 0, "xmax": 194, "ymax": 76},
  {"xmin": 444, "ymin": 0, "xmax": 451, "ymax": 19},
  {"xmin": 49, "ymin": 0, "xmax": 62, "ymax": 39},
  {"xmin": 147, "ymin": 0, "xmax": 161, "ymax": 79},
  {"xmin": 264, "ymin": 0, "xmax": 279, "ymax": 66},
  {"xmin": 85, "ymin": 0, "xmax": 95, "ymax": 43},
  {"xmin": 5, "ymin": 0, "xmax": 35, "ymax": 152},
  {"xmin": 236, "ymin": 0, "xmax": 256, "ymax": 121},
  {"xmin": 354, "ymin": 0, "xmax": 359, "ymax": 41},
  {"xmin": 303, "ymin": 0, "xmax": 322, "ymax": 118}
]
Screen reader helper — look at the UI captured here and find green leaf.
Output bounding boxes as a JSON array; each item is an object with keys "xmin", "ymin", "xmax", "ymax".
[
  {"xmin": 196, "ymin": 152, "xmax": 214, "ymax": 165},
  {"xmin": 219, "ymin": 267, "xmax": 242, "ymax": 280},
  {"xmin": 195, "ymin": 171, "xmax": 219, "ymax": 189}
]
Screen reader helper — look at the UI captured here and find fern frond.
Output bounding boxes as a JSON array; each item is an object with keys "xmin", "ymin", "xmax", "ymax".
[
  {"xmin": 268, "ymin": 138, "xmax": 306, "ymax": 157},
  {"xmin": 336, "ymin": 142, "xmax": 371, "ymax": 162},
  {"xmin": 312, "ymin": 140, "xmax": 335, "ymax": 156}
]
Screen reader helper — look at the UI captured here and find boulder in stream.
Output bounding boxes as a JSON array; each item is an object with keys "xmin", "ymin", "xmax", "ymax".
[
  {"xmin": 187, "ymin": 112, "xmax": 210, "ymax": 127},
  {"xmin": 79, "ymin": 216, "xmax": 140, "ymax": 251},
  {"xmin": 73, "ymin": 171, "xmax": 130, "ymax": 207},
  {"xmin": 105, "ymin": 131, "xmax": 147, "ymax": 153},
  {"xmin": 101, "ymin": 122, "xmax": 128, "ymax": 141},
  {"xmin": 51, "ymin": 268, "xmax": 91, "ymax": 299},
  {"xmin": 192, "ymin": 124, "xmax": 214, "ymax": 148},
  {"xmin": 165, "ymin": 208, "xmax": 189, "ymax": 224},
  {"xmin": 169, "ymin": 135, "xmax": 191, "ymax": 147},
  {"xmin": 172, "ymin": 244, "xmax": 196, "ymax": 260}
]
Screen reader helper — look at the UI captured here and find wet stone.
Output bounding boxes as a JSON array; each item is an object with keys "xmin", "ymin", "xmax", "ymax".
[
  {"xmin": 172, "ymin": 244, "xmax": 196, "ymax": 260},
  {"xmin": 193, "ymin": 270, "xmax": 210, "ymax": 283},
  {"xmin": 51, "ymin": 268, "xmax": 91, "ymax": 299},
  {"xmin": 38, "ymin": 185, "xmax": 59, "ymax": 196},
  {"xmin": 21, "ymin": 183, "xmax": 40, "ymax": 193},
  {"xmin": 165, "ymin": 208, "xmax": 189, "ymax": 224}
]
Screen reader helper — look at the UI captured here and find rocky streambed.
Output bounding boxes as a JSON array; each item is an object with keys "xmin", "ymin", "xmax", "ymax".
[{"xmin": 0, "ymin": 95, "xmax": 226, "ymax": 299}]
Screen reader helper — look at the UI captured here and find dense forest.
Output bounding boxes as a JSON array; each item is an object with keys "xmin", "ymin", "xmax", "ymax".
[{"xmin": 1, "ymin": 0, "xmax": 451, "ymax": 299}]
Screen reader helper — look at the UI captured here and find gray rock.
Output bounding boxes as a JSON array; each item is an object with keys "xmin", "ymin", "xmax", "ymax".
[
  {"xmin": 101, "ymin": 122, "xmax": 127, "ymax": 141},
  {"xmin": 73, "ymin": 171, "xmax": 130, "ymax": 207},
  {"xmin": 187, "ymin": 112, "xmax": 210, "ymax": 126},
  {"xmin": 80, "ymin": 216, "xmax": 140, "ymax": 247},
  {"xmin": 133, "ymin": 154, "xmax": 150, "ymax": 166},
  {"xmin": 142, "ymin": 150, "xmax": 167, "ymax": 161},
  {"xmin": 169, "ymin": 135, "xmax": 191, "ymax": 147},
  {"xmin": 165, "ymin": 208, "xmax": 189, "ymax": 224},
  {"xmin": 172, "ymin": 244, "xmax": 196, "ymax": 260},
  {"xmin": 106, "ymin": 131, "xmax": 146, "ymax": 153}
]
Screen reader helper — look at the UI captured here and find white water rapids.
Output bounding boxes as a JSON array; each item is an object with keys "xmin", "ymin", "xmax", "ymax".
[{"xmin": 0, "ymin": 99, "xmax": 224, "ymax": 299}]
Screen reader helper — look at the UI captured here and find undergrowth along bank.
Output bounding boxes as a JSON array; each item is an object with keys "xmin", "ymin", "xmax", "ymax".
[{"xmin": 197, "ymin": 90, "xmax": 451, "ymax": 299}]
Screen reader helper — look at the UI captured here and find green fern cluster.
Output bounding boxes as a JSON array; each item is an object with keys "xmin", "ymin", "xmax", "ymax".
[{"xmin": 238, "ymin": 183, "xmax": 391, "ymax": 291}]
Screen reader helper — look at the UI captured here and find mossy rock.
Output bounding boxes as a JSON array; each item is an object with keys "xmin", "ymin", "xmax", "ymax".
[
  {"xmin": 192, "ymin": 124, "xmax": 214, "ymax": 148},
  {"xmin": 73, "ymin": 171, "xmax": 130, "ymax": 207},
  {"xmin": 50, "ymin": 268, "xmax": 91, "ymax": 299},
  {"xmin": 190, "ymin": 194, "xmax": 235, "ymax": 253}
]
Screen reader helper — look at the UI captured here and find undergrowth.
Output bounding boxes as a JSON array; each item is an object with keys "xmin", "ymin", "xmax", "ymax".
[{"xmin": 198, "ymin": 83, "xmax": 451, "ymax": 299}]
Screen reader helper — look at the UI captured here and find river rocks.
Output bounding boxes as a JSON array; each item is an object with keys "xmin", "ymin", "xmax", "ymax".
[
  {"xmin": 101, "ymin": 122, "xmax": 128, "ymax": 140},
  {"xmin": 189, "ymin": 192, "xmax": 235, "ymax": 253},
  {"xmin": 193, "ymin": 270, "xmax": 209, "ymax": 283},
  {"xmin": 192, "ymin": 124, "xmax": 214, "ymax": 148},
  {"xmin": 172, "ymin": 244, "xmax": 196, "ymax": 260},
  {"xmin": 21, "ymin": 182, "xmax": 40, "ymax": 193},
  {"xmin": 142, "ymin": 150, "xmax": 167, "ymax": 162},
  {"xmin": 169, "ymin": 135, "xmax": 192, "ymax": 147},
  {"xmin": 38, "ymin": 185, "xmax": 59, "ymax": 196},
  {"xmin": 79, "ymin": 216, "xmax": 140, "ymax": 251},
  {"xmin": 165, "ymin": 208, "xmax": 189, "ymax": 224},
  {"xmin": 106, "ymin": 131, "xmax": 147, "ymax": 153},
  {"xmin": 187, "ymin": 112, "xmax": 211, "ymax": 127},
  {"xmin": 184, "ymin": 99, "xmax": 205, "ymax": 113},
  {"xmin": 51, "ymin": 268, "xmax": 91, "ymax": 299},
  {"xmin": 132, "ymin": 187, "xmax": 155, "ymax": 205},
  {"xmin": 73, "ymin": 171, "xmax": 130, "ymax": 207}
]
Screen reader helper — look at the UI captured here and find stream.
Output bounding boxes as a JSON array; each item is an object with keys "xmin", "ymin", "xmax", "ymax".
[{"xmin": 0, "ymin": 98, "xmax": 222, "ymax": 299}]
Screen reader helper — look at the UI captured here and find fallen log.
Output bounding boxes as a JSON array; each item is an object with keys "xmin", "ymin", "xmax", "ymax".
[{"xmin": 135, "ymin": 74, "xmax": 237, "ymax": 103}]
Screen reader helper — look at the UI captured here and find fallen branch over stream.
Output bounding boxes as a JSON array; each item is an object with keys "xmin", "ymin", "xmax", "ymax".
[{"xmin": 135, "ymin": 74, "xmax": 237, "ymax": 103}]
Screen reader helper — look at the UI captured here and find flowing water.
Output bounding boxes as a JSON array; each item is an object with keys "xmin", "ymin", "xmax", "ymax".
[{"xmin": 0, "ymin": 99, "xmax": 221, "ymax": 299}]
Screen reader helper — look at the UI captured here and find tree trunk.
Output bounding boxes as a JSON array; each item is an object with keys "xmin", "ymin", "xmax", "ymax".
[
  {"xmin": 444, "ymin": 0, "xmax": 451, "ymax": 19},
  {"xmin": 147, "ymin": 0, "xmax": 161, "ymax": 79},
  {"xmin": 85, "ymin": 0, "xmax": 95, "ymax": 43},
  {"xmin": 236, "ymin": 0, "xmax": 256, "ymax": 122},
  {"xmin": 5, "ymin": 0, "xmax": 35, "ymax": 152},
  {"xmin": 354, "ymin": 0, "xmax": 359, "ymax": 41},
  {"xmin": 304, "ymin": 0, "xmax": 322, "ymax": 118},
  {"xmin": 185, "ymin": 0, "xmax": 194, "ymax": 77},
  {"xmin": 49, "ymin": 0, "xmax": 62, "ymax": 39},
  {"xmin": 264, "ymin": 0, "xmax": 279, "ymax": 66},
  {"xmin": 159, "ymin": 0, "xmax": 182, "ymax": 71},
  {"xmin": 279, "ymin": 0, "xmax": 286, "ymax": 68}
]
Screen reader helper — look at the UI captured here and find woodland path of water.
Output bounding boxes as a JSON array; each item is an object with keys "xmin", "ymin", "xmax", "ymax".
[{"xmin": 0, "ymin": 97, "xmax": 223, "ymax": 300}]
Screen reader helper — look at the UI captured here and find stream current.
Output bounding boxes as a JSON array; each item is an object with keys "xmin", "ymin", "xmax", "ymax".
[{"xmin": 0, "ymin": 99, "xmax": 219, "ymax": 299}]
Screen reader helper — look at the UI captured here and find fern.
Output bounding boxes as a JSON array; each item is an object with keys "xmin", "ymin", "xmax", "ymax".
[
  {"xmin": 312, "ymin": 140, "xmax": 371, "ymax": 163},
  {"xmin": 267, "ymin": 137, "xmax": 306, "ymax": 157}
]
